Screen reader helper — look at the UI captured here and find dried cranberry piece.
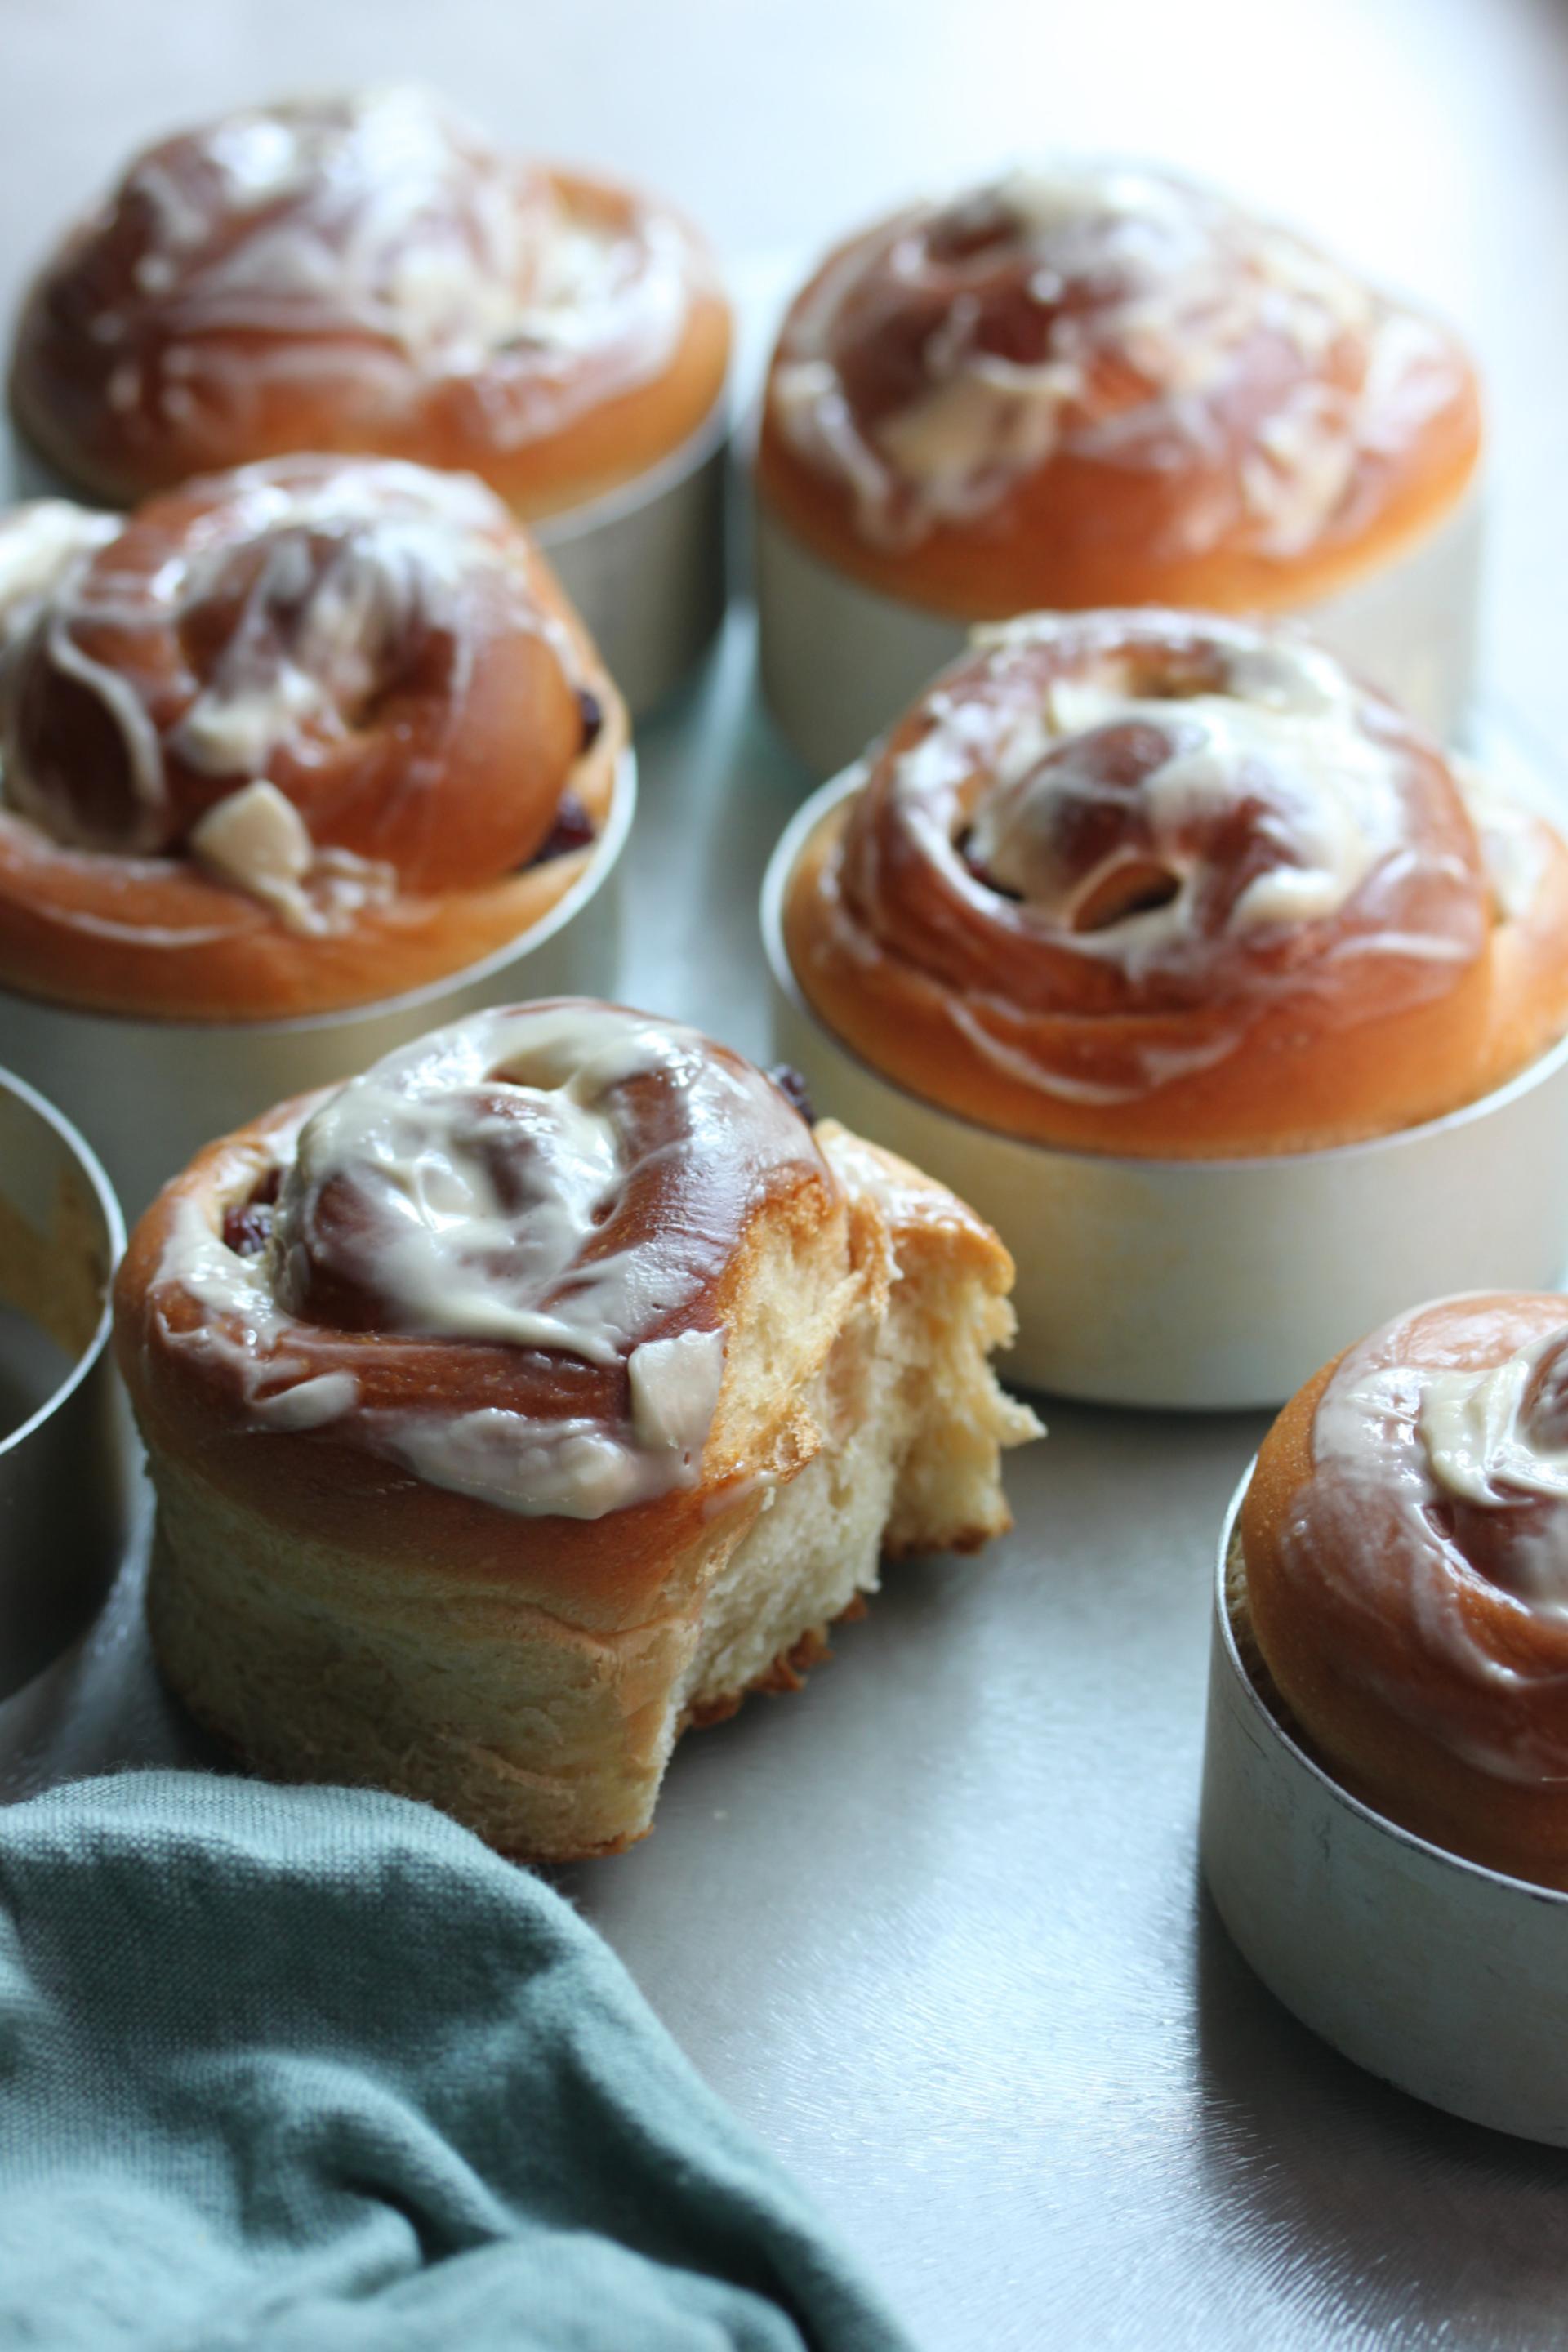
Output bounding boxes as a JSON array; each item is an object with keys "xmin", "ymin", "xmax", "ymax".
[
  {"xmin": 577, "ymin": 688, "xmax": 604, "ymax": 749},
  {"xmin": 768, "ymin": 1064, "xmax": 817, "ymax": 1125},
  {"xmin": 223, "ymin": 1201, "xmax": 273, "ymax": 1256},
  {"xmin": 526, "ymin": 792, "xmax": 596, "ymax": 866}
]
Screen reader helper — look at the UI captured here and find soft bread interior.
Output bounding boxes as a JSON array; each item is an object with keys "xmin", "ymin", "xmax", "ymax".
[
  {"xmin": 142, "ymin": 1117, "xmax": 1040, "ymax": 1860},
  {"xmin": 684, "ymin": 1124, "xmax": 1038, "ymax": 1717}
]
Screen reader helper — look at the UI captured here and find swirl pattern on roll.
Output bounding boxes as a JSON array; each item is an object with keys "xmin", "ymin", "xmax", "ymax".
[
  {"xmin": 11, "ymin": 87, "xmax": 730, "ymax": 512},
  {"xmin": 131, "ymin": 1001, "xmax": 835, "ymax": 1520},
  {"xmin": 1241, "ymin": 1293, "xmax": 1568, "ymax": 1883},
  {"xmin": 760, "ymin": 165, "xmax": 1479, "ymax": 612},
  {"xmin": 782, "ymin": 610, "xmax": 1568, "ymax": 1154},
  {"xmin": 0, "ymin": 455, "xmax": 626, "ymax": 1018}
]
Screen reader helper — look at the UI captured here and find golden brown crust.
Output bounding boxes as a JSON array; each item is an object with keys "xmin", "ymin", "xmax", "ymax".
[
  {"xmin": 758, "ymin": 171, "xmax": 1480, "ymax": 621},
  {"xmin": 782, "ymin": 612, "xmax": 1568, "ymax": 1156},
  {"xmin": 114, "ymin": 1018, "xmax": 853, "ymax": 1629},
  {"xmin": 116, "ymin": 1009, "xmax": 1036, "ymax": 1858},
  {"xmin": 10, "ymin": 92, "xmax": 731, "ymax": 515},
  {"xmin": 760, "ymin": 399, "xmax": 1477, "ymax": 622},
  {"xmin": 0, "ymin": 457, "xmax": 629, "ymax": 1020},
  {"xmin": 1241, "ymin": 1296, "xmax": 1568, "ymax": 1888}
]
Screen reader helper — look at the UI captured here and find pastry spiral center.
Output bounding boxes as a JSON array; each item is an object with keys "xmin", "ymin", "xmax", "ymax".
[
  {"xmin": 152, "ymin": 1004, "xmax": 833, "ymax": 1520},
  {"xmin": 269, "ymin": 1003, "xmax": 817, "ymax": 1370},
  {"xmin": 167, "ymin": 517, "xmax": 450, "ymax": 783},
  {"xmin": 853, "ymin": 167, "xmax": 1296, "ymax": 428},
  {"xmin": 949, "ymin": 634, "xmax": 1401, "ymax": 964},
  {"xmin": 2, "ymin": 471, "xmax": 494, "ymax": 853},
  {"xmin": 968, "ymin": 667, "xmax": 1382, "ymax": 950},
  {"xmin": 91, "ymin": 87, "xmax": 692, "ymax": 384},
  {"xmin": 275, "ymin": 1076, "xmax": 628, "ymax": 1359}
]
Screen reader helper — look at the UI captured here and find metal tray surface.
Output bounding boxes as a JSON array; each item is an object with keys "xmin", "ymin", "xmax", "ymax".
[{"xmin": 3, "ymin": 622, "xmax": 1566, "ymax": 2350}]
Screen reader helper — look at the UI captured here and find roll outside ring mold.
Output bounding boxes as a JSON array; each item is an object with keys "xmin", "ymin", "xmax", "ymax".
[
  {"xmin": 762, "ymin": 767, "xmax": 1568, "ymax": 1409},
  {"xmin": 0, "ymin": 1064, "xmax": 128, "ymax": 1697},
  {"xmin": 1201, "ymin": 1463, "xmax": 1568, "ymax": 2146},
  {"xmin": 0, "ymin": 747, "xmax": 636, "ymax": 1219},
  {"xmin": 753, "ymin": 489, "xmax": 1482, "ymax": 781}
]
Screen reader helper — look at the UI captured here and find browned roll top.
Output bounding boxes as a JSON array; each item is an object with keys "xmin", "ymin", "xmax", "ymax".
[
  {"xmin": 782, "ymin": 610, "xmax": 1568, "ymax": 1155},
  {"xmin": 0, "ymin": 455, "xmax": 626, "ymax": 1019},
  {"xmin": 1242, "ymin": 1294, "xmax": 1568, "ymax": 1887},
  {"xmin": 759, "ymin": 164, "xmax": 1480, "ymax": 617},
  {"xmin": 115, "ymin": 1002, "xmax": 842, "ymax": 1606},
  {"xmin": 11, "ymin": 87, "xmax": 731, "ymax": 514}
]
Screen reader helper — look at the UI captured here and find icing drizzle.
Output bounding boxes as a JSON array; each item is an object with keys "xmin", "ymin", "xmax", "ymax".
[
  {"xmin": 769, "ymin": 163, "xmax": 1471, "ymax": 557},
  {"xmin": 149, "ymin": 1003, "xmax": 832, "ymax": 1521},
  {"xmin": 1285, "ymin": 1298, "xmax": 1568, "ymax": 1784},
  {"xmin": 810, "ymin": 612, "xmax": 1494, "ymax": 1111},
  {"xmin": 30, "ymin": 87, "xmax": 702, "ymax": 457},
  {"xmin": 0, "ymin": 458, "xmax": 594, "ymax": 929}
]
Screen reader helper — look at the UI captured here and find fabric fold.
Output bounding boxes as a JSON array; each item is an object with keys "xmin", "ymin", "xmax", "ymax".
[{"xmin": 0, "ymin": 1771, "xmax": 912, "ymax": 2352}]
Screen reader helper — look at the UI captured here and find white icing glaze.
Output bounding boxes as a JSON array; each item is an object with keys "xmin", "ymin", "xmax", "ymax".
[
  {"xmin": 0, "ymin": 505, "xmax": 171, "ymax": 846},
  {"xmin": 276, "ymin": 1015, "xmax": 640, "ymax": 1363},
  {"xmin": 153, "ymin": 1006, "xmax": 825, "ymax": 1521},
  {"xmin": 175, "ymin": 662, "xmax": 328, "ymax": 779},
  {"xmin": 772, "ymin": 163, "xmax": 1466, "ymax": 558},
  {"xmin": 24, "ymin": 619, "xmax": 169, "ymax": 845},
  {"xmin": 382, "ymin": 1323, "xmax": 728, "ymax": 1517},
  {"xmin": 153, "ymin": 1205, "xmax": 367, "ymax": 1428},
  {"xmin": 183, "ymin": 778, "xmax": 396, "ymax": 934},
  {"xmin": 156, "ymin": 1165, "xmax": 317, "ymax": 1405},
  {"xmin": 165, "ymin": 470, "xmax": 510, "ymax": 774},
  {"xmin": 944, "ymin": 997, "xmax": 1238, "ymax": 1107},
  {"xmin": 74, "ymin": 88, "xmax": 697, "ymax": 444}
]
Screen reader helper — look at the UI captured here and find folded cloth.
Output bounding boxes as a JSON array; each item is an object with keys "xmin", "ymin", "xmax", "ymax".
[{"xmin": 0, "ymin": 1771, "xmax": 912, "ymax": 2352}]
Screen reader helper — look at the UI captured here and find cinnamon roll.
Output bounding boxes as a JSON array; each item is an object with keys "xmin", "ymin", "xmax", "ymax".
[
  {"xmin": 1236, "ymin": 1293, "xmax": 1568, "ymax": 1888},
  {"xmin": 0, "ymin": 454, "xmax": 628, "ymax": 1021},
  {"xmin": 114, "ymin": 1000, "xmax": 1039, "ymax": 1860},
  {"xmin": 760, "ymin": 163, "xmax": 1478, "ymax": 624},
  {"xmin": 781, "ymin": 611, "xmax": 1568, "ymax": 1158},
  {"xmin": 10, "ymin": 87, "xmax": 730, "ymax": 522}
]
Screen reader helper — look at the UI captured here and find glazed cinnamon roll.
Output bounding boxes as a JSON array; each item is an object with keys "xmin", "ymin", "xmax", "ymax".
[
  {"xmin": 0, "ymin": 455, "xmax": 628, "ymax": 1020},
  {"xmin": 759, "ymin": 163, "xmax": 1479, "ymax": 621},
  {"xmin": 1237, "ymin": 1294, "xmax": 1568, "ymax": 1888},
  {"xmin": 114, "ymin": 1000, "xmax": 1039, "ymax": 1860},
  {"xmin": 782, "ymin": 611, "xmax": 1568, "ymax": 1156},
  {"xmin": 11, "ymin": 87, "xmax": 731, "ymax": 519}
]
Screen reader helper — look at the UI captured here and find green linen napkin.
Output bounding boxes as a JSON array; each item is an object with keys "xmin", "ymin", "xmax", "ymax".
[{"xmin": 0, "ymin": 1771, "xmax": 912, "ymax": 2351}]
